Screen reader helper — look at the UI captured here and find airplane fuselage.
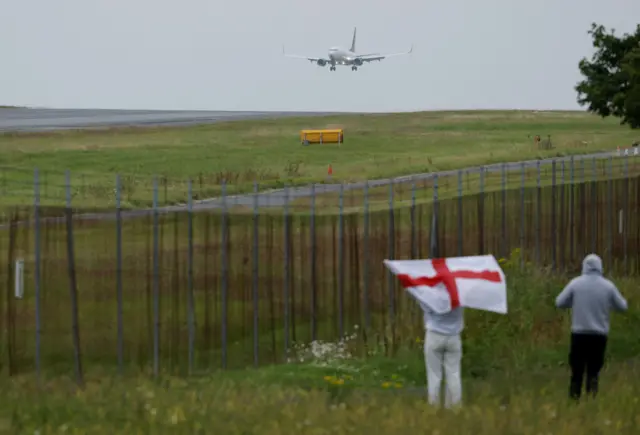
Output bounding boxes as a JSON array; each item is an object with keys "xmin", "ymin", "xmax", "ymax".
[{"xmin": 328, "ymin": 47, "xmax": 358, "ymax": 65}]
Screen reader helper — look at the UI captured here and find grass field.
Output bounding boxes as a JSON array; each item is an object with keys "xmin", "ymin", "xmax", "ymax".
[
  {"xmin": 0, "ymin": 110, "xmax": 637, "ymax": 208},
  {"xmin": 1, "ymin": 262, "xmax": 638, "ymax": 433},
  {"xmin": 1, "ymin": 109, "xmax": 640, "ymax": 432},
  {"xmin": 1, "ymin": 358, "xmax": 639, "ymax": 433}
]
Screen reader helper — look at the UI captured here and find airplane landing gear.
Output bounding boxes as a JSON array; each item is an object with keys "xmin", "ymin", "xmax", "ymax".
[
  {"xmin": 351, "ymin": 66, "xmax": 358, "ymax": 71},
  {"xmin": 330, "ymin": 66, "xmax": 336, "ymax": 71}
]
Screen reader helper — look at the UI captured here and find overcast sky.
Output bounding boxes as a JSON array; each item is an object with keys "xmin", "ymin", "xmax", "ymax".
[{"xmin": 2, "ymin": 0, "xmax": 639, "ymax": 112}]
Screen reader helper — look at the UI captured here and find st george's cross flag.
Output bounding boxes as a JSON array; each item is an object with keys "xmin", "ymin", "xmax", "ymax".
[{"xmin": 383, "ymin": 255, "xmax": 508, "ymax": 314}]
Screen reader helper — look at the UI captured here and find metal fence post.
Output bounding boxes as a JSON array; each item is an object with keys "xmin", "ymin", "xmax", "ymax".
[
  {"xmin": 624, "ymin": 154, "xmax": 629, "ymax": 274},
  {"xmin": 569, "ymin": 156, "xmax": 575, "ymax": 263},
  {"xmin": 387, "ymin": 181, "xmax": 395, "ymax": 326},
  {"xmin": 338, "ymin": 182, "xmax": 345, "ymax": 338},
  {"xmin": 65, "ymin": 170, "xmax": 83, "ymax": 386},
  {"xmin": 560, "ymin": 160, "xmax": 565, "ymax": 271},
  {"xmin": 152, "ymin": 177, "xmax": 160, "ymax": 378},
  {"xmin": 221, "ymin": 181, "xmax": 229, "ymax": 369},
  {"xmin": 501, "ymin": 163, "xmax": 507, "ymax": 258},
  {"xmin": 430, "ymin": 175, "xmax": 439, "ymax": 258},
  {"xmin": 283, "ymin": 184, "xmax": 290, "ymax": 357},
  {"xmin": 479, "ymin": 167, "xmax": 485, "ymax": 255},
  {"xmin": 363, "ymin": 181, "xmax": 371, "ymax": 331},
  {"xmin": 607, "ymin": 156, "xmax": 613, "ymax": 271},
  {"xmin": 310, "ymin": 184, "xmax": 317, "ymax": 342},
  {"xmin": 187, "ymin": 179, "xmax": 195, "ymax": 375},
  {"xmin": 410, "ymin": 179, "xmax": 416, "ymax": 259},
  {"xmin": 115, "ymin": 175, "xmax": 124, "ymax": 375},
  {"xmin": 252, "ymin": 182, "xmax": 259, "ymax": 367},
  {"xmin": 536, "ymin": 161, "xmax": 541, "ymax": 265},
  {"xmin": 33, "ymin": 169, "xmax": 42, "ymax": 386},
  {"xmin": 551, "ymin": 160, "xmax": 557, "ymax": 270},
  {"xmin": 592, "ymin": 157, "xmax": 597, "ymax": 253},
  {"xmin": 458, "ymin": 170, "xmax": 463, "ymax": 256},
  {"xmin": 520, "ymin": 162, "xmax": 525, "ymax": 269},
  {"xmin": 282, "ymin": 184, "xmax": 291, "ymax": 359}
]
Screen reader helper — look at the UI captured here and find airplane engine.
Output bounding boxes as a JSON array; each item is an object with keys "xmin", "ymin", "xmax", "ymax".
[
  {"xmin": 353, "ymin": 58, "xmax": 363, "ymax": 66},
  {"xmin": 317, "ymin": 59, "xmax": 327, "ymax": 66}
]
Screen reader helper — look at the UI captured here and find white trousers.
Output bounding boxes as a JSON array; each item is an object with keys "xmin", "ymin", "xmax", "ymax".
[{"xmin": 424, "ymin": 329, "xmax": 462, "ymax": 408}]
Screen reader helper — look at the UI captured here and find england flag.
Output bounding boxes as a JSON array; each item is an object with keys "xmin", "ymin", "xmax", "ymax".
[{"xmin": 384, "ymin": 255, "xmax": 508, "ymax": 314}]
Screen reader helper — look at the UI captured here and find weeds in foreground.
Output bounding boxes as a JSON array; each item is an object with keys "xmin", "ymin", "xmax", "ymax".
[
  {"xmin": 1, "ymin": 249, "xmax": 638, "ymax": 432},
  {"xmin": 1, "ymin": 358, "xmax": 639, "ymax": 434}
]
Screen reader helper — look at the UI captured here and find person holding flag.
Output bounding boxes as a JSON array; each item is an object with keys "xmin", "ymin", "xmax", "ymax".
[
  {"xmin": 421, "ymin": 301, "xmax": 464, "ymax": 408},
  {"xmin": 384, "ymin": 255, "xmax": 507, "ymax": 409}
]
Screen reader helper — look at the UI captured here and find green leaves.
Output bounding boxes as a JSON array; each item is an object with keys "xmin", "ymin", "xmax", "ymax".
[
  {"xmin": 621, "ymin": 48, "xmax": 640, "ymax": 129},
  {"xmin": 576, "ymin": 23, "xmax": 640, "ymax": 129}
]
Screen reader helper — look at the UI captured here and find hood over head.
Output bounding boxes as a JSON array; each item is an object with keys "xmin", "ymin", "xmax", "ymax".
[{"xmin": 582, "ymin": 253, "xmax": 603, "ymax": 275}]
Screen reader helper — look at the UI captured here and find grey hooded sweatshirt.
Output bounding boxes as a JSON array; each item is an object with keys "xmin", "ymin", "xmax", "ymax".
[{"xmin": 555, "ymin": 254, "xmax": 628, "ymax": 335}]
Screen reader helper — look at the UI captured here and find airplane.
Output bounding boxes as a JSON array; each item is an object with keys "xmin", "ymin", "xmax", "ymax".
[{"xmin": 283, "ymin": 27, "xmax": 413, "ymax": 71}]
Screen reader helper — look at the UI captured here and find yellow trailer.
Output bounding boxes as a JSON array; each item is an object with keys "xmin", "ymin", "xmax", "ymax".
[{"xmin": 300, "ymin": 129, "xmax": 344, "ymax": 145}]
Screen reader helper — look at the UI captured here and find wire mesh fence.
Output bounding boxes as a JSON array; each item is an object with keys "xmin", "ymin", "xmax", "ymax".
[{"xmin": 1, "ymin": 152, "xmax": 639, "ymax": 384}]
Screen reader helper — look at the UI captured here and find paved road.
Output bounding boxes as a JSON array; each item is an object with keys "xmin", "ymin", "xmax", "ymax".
[
  {"xmin": 0, "ymin": 107, "xmax": 339, "ymax": 132},
  {"xmin": 0, "ymin": 107, "xmax": 632, "ymax": 224}
]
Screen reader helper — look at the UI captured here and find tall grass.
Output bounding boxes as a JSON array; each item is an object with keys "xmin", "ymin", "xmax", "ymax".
[{"xmin": 1, "ymin": 261, "xmax": 638, "ymax": 433}]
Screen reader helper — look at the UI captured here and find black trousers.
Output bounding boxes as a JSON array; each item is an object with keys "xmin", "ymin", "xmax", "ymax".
[{"xmin": 569, "ymin": 332, "xmax": 607, "ymax": 400}]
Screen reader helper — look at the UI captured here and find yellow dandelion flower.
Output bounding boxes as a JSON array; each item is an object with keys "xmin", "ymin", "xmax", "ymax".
[
  {"xmin": 169, "ymin": 407, "xmax": 186, "ymax": 425},
  {"xmin": 324, "ymin": 376, "xmax": 333, "ymax": 382},
  {"xmin": 394, "ymin": 383, "xmax": 403, "ymax": 388},
  {"xmin": 381, "ymin": 382, "xmax": 392, "ymax": 389}
]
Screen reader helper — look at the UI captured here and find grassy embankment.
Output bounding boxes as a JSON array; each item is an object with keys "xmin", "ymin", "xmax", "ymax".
[
  {"xmin": 1, "ymin": 256, "xmax": 639, "ymax": 433},
  {"xmin": 1, "ymin": 110, "xmax": 639, "ymax": 432},
  {"xmin": 0, "ymin": 110, "xmax": 636, "ymax": 209}
]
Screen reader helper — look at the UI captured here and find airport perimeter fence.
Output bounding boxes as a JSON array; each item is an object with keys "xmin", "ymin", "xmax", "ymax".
[
  {"xmin": 0, "ymin": 149, "xmax": 638, "ymax": 211},
  {"xmin": 1, "ymin": 152, "xmax": 640, "ymax": 386}
]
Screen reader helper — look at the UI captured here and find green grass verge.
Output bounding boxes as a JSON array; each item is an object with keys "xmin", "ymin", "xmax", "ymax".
[
  {"xmin": 1, "ymin": 358, "xmax": 639, "ymax": 433},
  {"xmin": 0, "ymin": 110, "xmax": 637, "ymax": 208},
  {"xmin": 1, "ymin": 263, "xmax": 638, "ymax": 433}
]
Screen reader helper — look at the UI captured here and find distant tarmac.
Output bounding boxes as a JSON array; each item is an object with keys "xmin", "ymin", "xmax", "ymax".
[{"xmin": 0, "ymin": 107, "xmax": 340, "ymax": 132}]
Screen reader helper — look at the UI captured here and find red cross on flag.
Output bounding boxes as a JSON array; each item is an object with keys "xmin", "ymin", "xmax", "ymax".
[{"xmin": 384, "ymin": 255, "xmax": 508, "ymax": 314}]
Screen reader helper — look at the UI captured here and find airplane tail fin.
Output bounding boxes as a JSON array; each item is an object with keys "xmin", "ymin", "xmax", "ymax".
[{"xmin": 350, "ymin": 27, "xmax": 357, "ymax": 53}]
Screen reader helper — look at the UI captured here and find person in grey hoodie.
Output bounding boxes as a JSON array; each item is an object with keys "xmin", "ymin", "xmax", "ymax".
[{"xmin": 555, "ymin": 253, "xmax": 628, "ymax": 400}]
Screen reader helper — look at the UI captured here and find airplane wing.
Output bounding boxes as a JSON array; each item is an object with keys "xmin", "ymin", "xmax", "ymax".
[
  {"xmin": 357, "ymin": 45, "xmax": 413, "ymax": 62},
  {"xmin": 282, "ymin": 46, "xmax": 328, "ymax": 63}
]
